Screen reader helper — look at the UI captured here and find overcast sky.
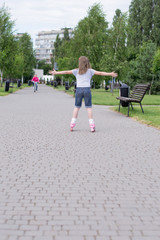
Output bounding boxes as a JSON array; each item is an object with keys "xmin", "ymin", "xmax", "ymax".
[{"xmin": 2, "ymin": 0, "xmax": 131, "ymax": 47}]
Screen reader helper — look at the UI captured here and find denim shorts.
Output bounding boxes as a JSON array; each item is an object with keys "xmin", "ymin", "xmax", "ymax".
[{"xmin": 75, "ymin": 87, "xmax": 92, "ymax": 108}]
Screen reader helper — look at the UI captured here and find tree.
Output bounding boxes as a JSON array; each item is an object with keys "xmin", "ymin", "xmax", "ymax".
[
  {"xmin": 3, "ymin": 35, "xmax": 19, "ymax": 79},
  {"xmin": 53, "ymin": 29, "xmax": 75, "ymax": 72},
  {"xmin": 135, "ymin": 41, "xmax": 156, "ymax": 83},
  {"xmin": 71, "ymin": 3, "xmax": 108, "ymax": 70},
  {"xmin": 37, "ymin": 59, "xmax": 52, "ymax": 75},
  {"xmin": 152, "ymin": 48, "xmax": 160, "ymax": 74},
  {"xmin": 127, "ymin": 0, "xmax": 142, "ymax": 52},
  {"xmin": 127, "ymin": 41, "xmax": 157, "ymax": 90},
  {"xmin": 12, "ymin": 53, "xmax": 25, "ymax": 79},
  {"xmin": 63, "ymin": 28, "xmax": 70, "ymax": 41},
  {"xmin": 53, "ymin": 34, "xmax": 62, "ymax": 61},
  {"xmin": 18, "ymin": 33, "xmax": 36, "ymax": 82},
  {"xmin": 0, "ymin": 4, "xmax": 15, "ymax": 86},
  {"xmin": 67, "ymin": 3, "xmax": 109, "ymax": 87},
  {"xmin": 101, "ymin": 9, "xmax": 128, "ymax": 80},
  {"xmin": 152, "ymin": 48, "xmax": 160, "ymax": 93},
  {"xmin": 128, "ymin": 0, "xmax": 160, "ymax": 49},
  {"xmin": 141, "ymin": 0, "xmax": 153, "ymax": 42},
  {"xmin": 152, "ymin": 0, "xmax": 160, "ymax": 46}
]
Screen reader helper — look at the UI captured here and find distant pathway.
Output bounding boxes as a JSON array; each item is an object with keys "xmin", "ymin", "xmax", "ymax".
[{"xmin": 0, "ymin": 84, "xmax": 160, "ymax": 240}]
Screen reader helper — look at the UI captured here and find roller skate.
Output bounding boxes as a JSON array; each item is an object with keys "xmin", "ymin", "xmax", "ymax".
[
  {"xmin": 70, "ymin": 118, "xmax": 76, "ymax": 131},
  {"xmin": 90, "ymin": 123, "xmax": 95, "ymax": 132},
  {"xmin": 70, "ymin": 122, "xmax": 76, "ymax": 131}
]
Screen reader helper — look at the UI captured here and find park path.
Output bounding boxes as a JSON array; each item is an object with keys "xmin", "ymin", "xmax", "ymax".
[{"xmin": 0, "ymin": 84, "xmax": 160, "ymax": 240}]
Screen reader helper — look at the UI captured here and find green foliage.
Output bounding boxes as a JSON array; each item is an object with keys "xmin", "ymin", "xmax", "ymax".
[
  {"xmin": 127, "ymin": 0, "xmax": 142, "ymax": 51},
  {"xmin": 37, "ymin": 60, "xmax": 52, "ymax": 75},
  {"xmin": 141, "ymin": 0, "xmax": 153, "ymax": 42},
  {"xmin": 2, "ymin": 35, "xmax": 18, "ymax": 78},
  {"xmin": 126, "ymin": 41, "xmax": 157, "ymax": 88},
  {"xmin": 151, "ymin": 48, "xmax": 160, "ymax": 94},
  {"xmin": 0, "ymin": 4, "xmax": 15, "ymax": 82},
  {"xmin": 56, "ymin": 57, "xmax": 76, "ymax": 81},
  {"xmin": 128, "ymin": 0, "xmax": 160, "ymax": 49},
  {"xmin": 0, "ymin": 5, "xmax": 35, "ymax": 83},
  {"xmin": 12, "ymin": 53, "xmax": 24, "ymax": 79},
  {"xmin": 63, "ymin": 28, "xmax": 70, "ymax": 41},
  {"xmin": 151, "ymin": 81, "xmax": 160, "ymax": 94},
  {"xmin": 18, "ymin": 33, "xmax": 36, "ymax": 80},
  {"xmin": 71, "ymin": 3, "xmax": 108, "ymax": 70},
  {"xmin": 152, "ymin": 0, "xmax": 160, "ymax": 46},
  {"xmin": 135, "ymin": 41, "xmax": 156, "ymax": 82},
  {"xmin": 152, "ymin": 48, "xmax": 160, "ymax": 74},
  {"xmin": 101, "ymin": 9, "xmax": 128, "ymax": 80},
  {"xmin": 53, "ymin": 34, "xmax": 62, "ymax": 60},
  {"xmin": 53, "ymin": 28, "xmax": 72, "ymax": 61}
]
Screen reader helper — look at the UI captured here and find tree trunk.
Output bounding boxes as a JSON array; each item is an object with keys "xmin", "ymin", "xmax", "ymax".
[
  {"xmin": 1, "ymin": 70, "xmax": 3, "ymax": 87},
  {"xmin": 21, "ymin": 74, "xmax": 24, "ymax": 84}
]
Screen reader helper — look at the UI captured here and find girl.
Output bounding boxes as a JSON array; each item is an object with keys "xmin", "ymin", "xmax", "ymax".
[
  {"xmin": 32, "ymin": 74, "xmax": 40, "ymax": 92},
  {"xmin": 50, "ymin": 56, "xmax": 118, "ymax": 132}
]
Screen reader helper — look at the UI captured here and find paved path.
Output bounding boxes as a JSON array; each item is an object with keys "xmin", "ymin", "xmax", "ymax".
[{"xmin": 0, "ymin": 84, "xmax": 160, "ymax": 240}]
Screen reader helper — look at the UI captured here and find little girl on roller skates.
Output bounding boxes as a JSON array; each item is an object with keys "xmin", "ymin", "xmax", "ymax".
[{"xmin": 50, "ymin": 56, "xmax": 117, "ymax": 132}]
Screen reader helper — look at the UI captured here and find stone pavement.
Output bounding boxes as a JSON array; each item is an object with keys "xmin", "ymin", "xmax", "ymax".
[{"xmin": 0, "ymin": 84, "xmax": 160, "ymax": 240}]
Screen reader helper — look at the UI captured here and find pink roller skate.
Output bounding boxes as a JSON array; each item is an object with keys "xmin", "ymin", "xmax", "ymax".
[
  {"xmin": 70, "ymin": 122, "xmax": 76, "ymax": 131},
  {"xmin": 90, "ymin": 123, "xmax": 95, "ymax": 132}
]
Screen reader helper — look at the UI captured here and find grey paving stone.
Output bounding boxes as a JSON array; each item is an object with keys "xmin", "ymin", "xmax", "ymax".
[{"xmin": 0, "ymin": 85, "xmax": 160, "ymax": 239}]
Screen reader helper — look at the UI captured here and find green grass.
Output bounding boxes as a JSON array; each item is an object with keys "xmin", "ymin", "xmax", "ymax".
[
  {"xmin": 113, "ymin": 106, "xmax": 160, "ymax": 130},
  {"xmin": 92, "ymin": 89, "xmax": 119, "ymax": 105},
  {"xmin": 92, "ymin": 88, "xmax": 160, "ymax": 105},
  {"xmin": 0, "ymin": 83, "xmax": 29, "ymax": 96}
]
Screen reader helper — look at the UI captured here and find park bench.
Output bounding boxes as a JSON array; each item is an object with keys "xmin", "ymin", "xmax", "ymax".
[{"xmin": 116, "ymin": 83, "xmax": 151, "ymax": 117}]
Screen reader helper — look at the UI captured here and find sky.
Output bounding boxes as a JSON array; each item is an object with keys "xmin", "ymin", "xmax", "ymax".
[{"xmin": 2, "ymin": 0, "xmax": 132, "ymax": 47}]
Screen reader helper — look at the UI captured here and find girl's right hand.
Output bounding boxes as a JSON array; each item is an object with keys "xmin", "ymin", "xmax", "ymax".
[
  {"xmin": 49, "ymin": 69, "xmax": 57, "ymax": 75},
  {"xmin": 52, "ymin": 70, "xmax": 57, "ymax": 75}
]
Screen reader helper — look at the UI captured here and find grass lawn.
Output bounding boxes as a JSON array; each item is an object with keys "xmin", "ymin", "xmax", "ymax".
[
  {"xmin": 113, "ymin": 106, "xmax": 160, "ymax": 130},
  {"xmin": 52, "ymin": 85, "xmax": 160, "ymax": 129},
  {"xmin": 0, "ymin": 83, "xmax": 29, "ymax": 96}
]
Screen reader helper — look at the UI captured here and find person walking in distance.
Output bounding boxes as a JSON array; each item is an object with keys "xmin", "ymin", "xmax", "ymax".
[
  {"xmin": 50, "ymin": 56, "xmax": 118, "ymax": 132},
  {"xmin": 32, "ymin": 74, "xmax": 39, "ymax": 92}
]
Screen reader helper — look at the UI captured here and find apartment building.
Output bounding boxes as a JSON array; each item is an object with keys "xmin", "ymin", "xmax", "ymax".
[{"xmin": 35, "ymin": 29, "xmax": 73, "ymax": 65}]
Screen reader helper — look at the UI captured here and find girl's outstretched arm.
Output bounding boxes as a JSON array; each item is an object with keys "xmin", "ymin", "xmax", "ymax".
[
  {"xmin": 49, "ymin": 69, "xmax": 73, "ymax": 75},
  {"xmin": 94, "ymin": 71, "xmax": 118, "ymax": 78}
]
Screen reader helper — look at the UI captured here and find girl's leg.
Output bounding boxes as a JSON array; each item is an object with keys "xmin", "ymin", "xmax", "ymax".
[
  {"xmin": 72, "ymin": 107, "xmax": 80, "ymax": 118},
  {"xmin": 86, "ymin": 107, "xmax": 93, "ymax": 119},
  {"xmin": 86, "ymin": 108, "xmax": 95, "ymax": 132},
  {"xmin": 70, "ymin": 107, "xmax": 80, "ymax": 131}
]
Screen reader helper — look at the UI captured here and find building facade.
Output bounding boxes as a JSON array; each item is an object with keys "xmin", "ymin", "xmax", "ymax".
[{"xmin": 35, "ymin": 29, "xmax": 73, "ymax": 65}]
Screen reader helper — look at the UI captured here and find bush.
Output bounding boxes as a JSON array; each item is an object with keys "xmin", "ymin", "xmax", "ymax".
[{"xmin": 151, "ymin": 81, "xmax": 160, "ymax": 95}]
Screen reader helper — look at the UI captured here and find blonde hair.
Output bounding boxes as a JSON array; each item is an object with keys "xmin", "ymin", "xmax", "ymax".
[{"xmin": 78, "ymin": 56, "xmax": 91, "ymax": 75}]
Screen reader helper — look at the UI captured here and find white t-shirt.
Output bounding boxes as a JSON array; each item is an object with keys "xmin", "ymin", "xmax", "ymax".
[{"xmin": 72, "ymin": 68, "xmax": 95, "ymax": 87}]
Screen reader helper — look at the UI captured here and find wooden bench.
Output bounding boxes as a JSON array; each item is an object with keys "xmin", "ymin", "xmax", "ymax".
[{"xmin": 116, "ymin": 83, "xmax": 150, "ymax": 116}]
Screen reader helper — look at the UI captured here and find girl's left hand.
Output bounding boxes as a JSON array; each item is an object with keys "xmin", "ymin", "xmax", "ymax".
[{"xmin": 111, "ymin": 72, "xmax": 118, "ymax": 78}]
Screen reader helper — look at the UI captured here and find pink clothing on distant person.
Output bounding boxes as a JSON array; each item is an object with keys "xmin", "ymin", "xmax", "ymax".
[{"xmin": 32, "ymin": 76, "xmax": 39, "ymax": 82}]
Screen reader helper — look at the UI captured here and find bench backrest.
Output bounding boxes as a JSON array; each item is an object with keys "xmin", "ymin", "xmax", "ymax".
[{"xmin": 130, "ymin": 84, "xmax": 150, "ymax": 102}]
